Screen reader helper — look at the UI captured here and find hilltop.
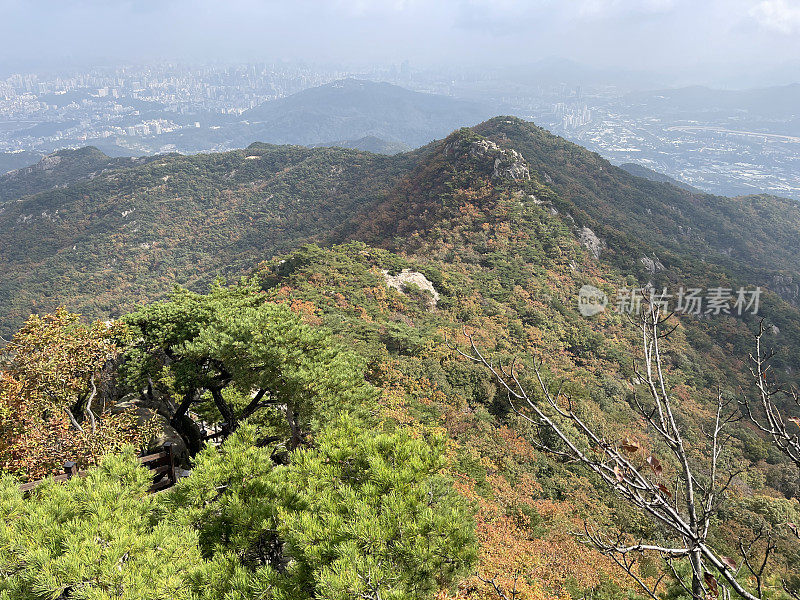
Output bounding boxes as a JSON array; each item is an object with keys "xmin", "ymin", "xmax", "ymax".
[
  {"xmin": 0, "ymin": 147, "xmax": 152, "ymax": 204},
  {"xmin": 242, "ymin": 79, "xmax": 494, "ymax": 148},
  {"xmin": 151, "ymin": 79, "xmax": 495, "ymax": 154}
]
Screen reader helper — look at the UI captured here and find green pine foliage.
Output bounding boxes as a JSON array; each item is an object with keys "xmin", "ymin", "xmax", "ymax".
[
  {"xmin": 122, "ymin": 282, "xmax": 377, "ymax": 443},
  {"xmin": 166, "ymin": 418, "xmax": 476, "ymax": 600},
  {"xmin": 0, "ymin": 449, "xmax": 201, "ymax": 600},
  {"xmin": 0, "ymin": 420, "xmax": 476, "ymax": 600}
]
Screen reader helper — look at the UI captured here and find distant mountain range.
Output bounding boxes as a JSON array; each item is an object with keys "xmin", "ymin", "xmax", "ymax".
[
  {"xmin": 310, "ymin": 135, "xmax": 410, "ymax": 155},
  {"xmin": 243, "ymin": 79, "xmax": 493, "ymax": 147},
  {"xmin": 154, "ymin": 79, "xmax": 494, "ymax": 154}
]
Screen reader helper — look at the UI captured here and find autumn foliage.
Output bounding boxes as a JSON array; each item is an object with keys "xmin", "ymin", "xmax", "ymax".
[{"xmin": 0, "ymin": 308, "xmax": 150, "ymax": 479}]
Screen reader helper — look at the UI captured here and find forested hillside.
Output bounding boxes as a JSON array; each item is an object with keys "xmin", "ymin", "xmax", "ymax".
[
  {"xmin": 619, "ymin": 162, "xmax": 700, "ymax": 192},
  {"xmin": 0, "ymin": 147, "xmax": 150, "ymax": 204},
  {"xmin": 0, "ymin": 143, "xmax": 418, "ymax": 335},
  {"xmin": 2, "ymin": 117, "xmax": 800, "ymax": 599}
]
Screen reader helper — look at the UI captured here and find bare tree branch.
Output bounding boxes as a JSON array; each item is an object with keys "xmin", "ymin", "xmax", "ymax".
[
  {"xmin": 477, "ymin": 571, "xmax": 520, "ymax": 600},
  {"xmin": 741, "ymin": 321, "xmax": 800, "ymax": 471},
  {"xmin": 453, "ymin": 303, "xmax": 762, "ymax": 600}
]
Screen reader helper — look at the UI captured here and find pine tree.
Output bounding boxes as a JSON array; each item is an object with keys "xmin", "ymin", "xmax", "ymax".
[
  {"xmin": 0, "ymin": 449, "xmax": 201, "ymax": 600},
  {"xmin": 165, "ymin": 417, "xmax": 477, "ymax": 600},
  {"xmin": 123, "ymin": 282, "xmax": 376, "ymax": 447}
]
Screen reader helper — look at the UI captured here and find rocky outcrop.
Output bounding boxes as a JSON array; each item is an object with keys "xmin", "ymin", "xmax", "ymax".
[
  {"xmin": 579, "ymin": 227, "xmax": 604, "ymax": 260},
  {"xmin": 467, "ymin": 139, "xmax": 498, "ymax": 160},
  {"xmin": 6, "ymin": 154, "xmax": 62, "ymax": 179},
  {"xmin": 383, "ymin": 269, "xmax": 440, "ymax": 307},
  {"xmin": 445, "ymin": 136, "xmax": 531, "ymax": 182},
  {"xmin": 640, "ymin": 255, "xmax": 665, "ymax": 274},
  {"xmin": 492, "ymin": 148, "xmax": 530, "ymax": 181},
  {"xmin": 108, "ymin": 390, "xmax": 201, "ymax": 467},
  {"xmin": 772, "ymin": 274, "xmax": 800, "ymax": 304}
]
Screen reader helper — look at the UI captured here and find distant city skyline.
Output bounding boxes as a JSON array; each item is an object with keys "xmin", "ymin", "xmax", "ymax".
[{"xmin": 1, "ymin": 0, "xmax": 799, "ymax": 89}]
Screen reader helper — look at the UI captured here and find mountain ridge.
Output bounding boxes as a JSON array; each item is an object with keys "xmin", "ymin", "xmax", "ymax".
[
  {"xmin": 0, "ymin": 147, "xmax": 152, "ymax": 204},
  {"xmin": 2, "ymin": 116, "xmax": 800, "ymax": 347}
]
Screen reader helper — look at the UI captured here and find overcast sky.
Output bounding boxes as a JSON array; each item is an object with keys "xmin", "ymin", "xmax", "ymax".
[{"xmin": 1, "ymin": 0, "xmax": 799, "ymax": 87}]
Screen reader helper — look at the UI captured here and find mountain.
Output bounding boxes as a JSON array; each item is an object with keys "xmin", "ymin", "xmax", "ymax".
[
  {"xmin": 3, "ymin": 117, "xmax": 800, "ymax": 339},
  {"xmin": 3, "ymin": 116, "xmax": 800, "ymax": 598},
  {"xmin": 0, "ymin": 147, "xmax": 146, "ymax": 204},
  {"xmin": 469, "ymin": 118, "xmax": 800, "ymax": 291},
  {"xmin": 241, "ymin": 79, "xmax": 493, "ymax": 148},
  {"xmin": 618, "ymin": 162, "xmax": 701, "ymax": 192},
  {"xmin": 145, "ymin": 79, "xmax": 493, "ymax": 155},
  {"xmin": 311, "ymin": 135, "xmax": 410, "ymax": 155},
  {"xmin": 0, "ymin": 142, "xmax": 418, "ymax": 335}
]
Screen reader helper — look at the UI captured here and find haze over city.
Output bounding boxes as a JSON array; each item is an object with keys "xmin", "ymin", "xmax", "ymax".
[{"xmin": 2, "ymin": 0, "xmax": 800, "ymax": 87}]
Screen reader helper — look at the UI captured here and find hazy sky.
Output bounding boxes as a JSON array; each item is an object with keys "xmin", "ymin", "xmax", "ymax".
[{"xmin": 2, "ymin": 0, "xmax": 799, "ymax": 86}]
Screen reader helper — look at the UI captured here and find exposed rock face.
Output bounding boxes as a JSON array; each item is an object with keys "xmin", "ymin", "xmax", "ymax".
[
  {"xmin": 383, "ymin": 269, "xmax": 440, "ymax": 307},
  {"xmin": 445, "ymin": 136, "xmax": 531, "ymax": 182},
  {"xmin": 467, "ymin": 139, "xmax": 498, "ymax": 159},
  {"xmin": 493, "ymin": 148, "xmax": 530, "ymax": 181},
  {"xmin": 528, "ymin": 193, "xmax": 543, "ymax": 204},
  {"xmin": 7, "ymin": 154, "xmax": 62, "ymax": 178},
  {"xmin": 579, "ymin": 227, "xmax": 604, "ymax": 260},
  {"xmin": 772, "ymin": 274, "xmax": 800, "ymax": 304},
  {"xmin": 108, "ymin": 390, "xmax": 201, "ymax": 467},
  {"xmin": 37, "ymin": 155, "xmax": 62, "ymax": 171},
  {"xmin": 640, "ymin": 255, "xmax": 666, "ymax": 274}
]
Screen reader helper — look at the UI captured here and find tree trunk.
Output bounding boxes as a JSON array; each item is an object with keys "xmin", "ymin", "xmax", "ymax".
[
  {"xmin": 286, "ymin": 396, "xmax": 301, "ymax": 450},
  {"xmin": 171, "ymin": 389, "xmax": 196, "ymax": 425},
  {"xmin": 211, "ymin": 387, "xmax": 237, "ymax": 436},
  {"xmin": 691, "ymin": 550, "xmax": 704, "ymax": 599}
]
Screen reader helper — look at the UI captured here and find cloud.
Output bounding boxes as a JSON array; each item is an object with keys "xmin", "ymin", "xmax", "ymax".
[
  {"xmin": 0, "ymin": 0, "xmax": 798, "ymax": 84},
  {"xmin": 750, "ymin": 0, "xmax": 800, "ymax": 33},
  {"xmin": 576, "ymin": 0, "xmax": 678, "ymax": 18},
  {"xmin": 335, "ymin": 0, "xmax": 420, "ymax": 16}
]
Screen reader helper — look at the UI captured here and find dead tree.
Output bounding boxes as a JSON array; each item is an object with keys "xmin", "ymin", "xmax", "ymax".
[
  {"xmin": 453, "ymin": 303, "xmax": 763, "ymax": 600},
  {"xmin": 741, "ymin": 321, "xmax": 800, "ymax": 472}
]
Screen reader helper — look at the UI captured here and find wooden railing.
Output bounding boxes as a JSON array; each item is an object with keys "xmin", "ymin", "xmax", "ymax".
[{"xmin": 18, "ymin": 442, "xmax": 177, "ymax": 494}]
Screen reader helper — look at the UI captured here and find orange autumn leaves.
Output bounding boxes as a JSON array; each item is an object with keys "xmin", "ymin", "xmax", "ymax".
[
  {"xmin": 374, "ymin": 359, "xmax": 633, "ymax": 600},
  {"xmin": 0, "ymin": 308, "xmax": 151, "ymax": 480},
  {"xmin": 445, "ymin": 433, "xmax": 629, "ymax": 600}
]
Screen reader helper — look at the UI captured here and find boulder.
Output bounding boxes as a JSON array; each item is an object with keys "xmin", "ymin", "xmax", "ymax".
[
  {"xmin": 383, "ymin": 268, "xmax": 440, "ymax": 308},
  {"xmin": 108, "ymin": 395, "xmax": 194, "ymax": 467}
]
